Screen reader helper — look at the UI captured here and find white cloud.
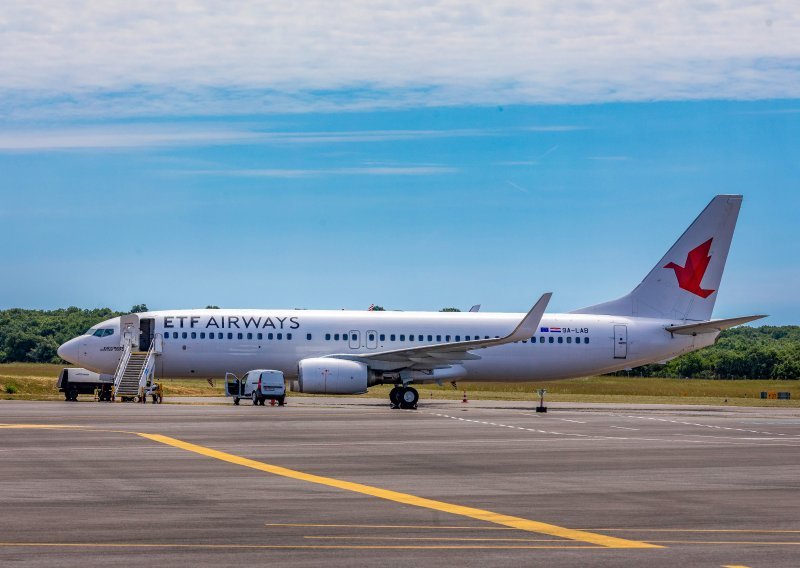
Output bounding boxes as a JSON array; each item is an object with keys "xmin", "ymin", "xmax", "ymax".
[
  {"xmin": 1, "ymin": 1, "xmax": 798, "ymax": 117},
  {"xmin": 0, "ymin": 124, "xmax": 573, "ymax": 151}
]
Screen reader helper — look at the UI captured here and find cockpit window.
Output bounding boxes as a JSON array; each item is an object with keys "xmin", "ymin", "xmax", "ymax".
[
  {"xmin": 91, "ymin": 328, "xmax": 114, "ymax": 337},
  {"xmin": 84, "ymin": 328, "xmax": 97, "ymax": 335}
]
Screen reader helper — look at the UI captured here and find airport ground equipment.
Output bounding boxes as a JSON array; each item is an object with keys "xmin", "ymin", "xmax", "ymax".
[
  {"xmin": 57, "ymin": 368, "xmax": 114, "ymax": 401},
  {"xmin": 112, "ymin": 316, "xmax": 162, "ymax": 402},
  {"xmin": 536, "ymin": 388, "xmax": 547, "ymax": 413},
  {"xmin": 225, "ymin": 370, "xmax": 286, "ymax": 406}
]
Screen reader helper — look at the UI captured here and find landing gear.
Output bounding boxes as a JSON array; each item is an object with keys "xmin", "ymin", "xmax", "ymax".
[
  {"xmin": 389, "ymin": 387, "xmax": 403, "ymax": 408},
  {"xmin": 400, "ymin": 387, "xmax": 419, "ymax": 409},
  {"xmin": 65, "ymin": 385, "xmax": 78, "ymax": 402},
  {"xmin": 390, "ymin": 386, "xmax": 418, "ymax": 409}
]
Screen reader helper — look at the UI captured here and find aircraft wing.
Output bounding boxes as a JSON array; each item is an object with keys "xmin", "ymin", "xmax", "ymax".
[
  {"xmin": 665, "ymin": 314, "xmax": 767, "ymax": 335},
  {"xmin": 325, "ymin": 293, "xmax": 551, "ymax": 371}
]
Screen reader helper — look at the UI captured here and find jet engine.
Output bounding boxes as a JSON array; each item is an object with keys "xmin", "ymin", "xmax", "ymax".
[{"xmin": 297, "ymin": 358, "xmax": 369, "ymax": 394}]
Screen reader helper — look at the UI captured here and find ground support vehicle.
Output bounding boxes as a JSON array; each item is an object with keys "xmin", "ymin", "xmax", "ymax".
[
  {"xmin": 57, "ymin": 368, "xmax": 114, "ymax": 402},
  {"xmin": 225, "ymin": 370, "xmax": 286, "ymax": 406}
]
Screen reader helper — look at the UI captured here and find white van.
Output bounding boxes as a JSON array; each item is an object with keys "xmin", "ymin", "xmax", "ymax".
[{"xmin": 225, "ymin": 370, "xmax": 286, "ymax": 406}]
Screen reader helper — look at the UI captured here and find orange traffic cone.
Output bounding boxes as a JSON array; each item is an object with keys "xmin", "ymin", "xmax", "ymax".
[
  {"xmin": 462, "ymin": 390, "xmax": 468, "ymax": 403},
  {"xmin": 270, "ymin": 399, "xmax": 276, "ymax": 406}
]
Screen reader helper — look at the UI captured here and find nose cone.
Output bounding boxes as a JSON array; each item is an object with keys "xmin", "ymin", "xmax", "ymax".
[{"xmin": 57, "ymin": 338, "xmax": 81, "ymax": 365}]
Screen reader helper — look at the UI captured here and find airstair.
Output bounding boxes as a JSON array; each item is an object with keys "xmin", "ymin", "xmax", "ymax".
[{"xmin": 113, "ymin": 317, "xmax": 161, "ymax": 401}]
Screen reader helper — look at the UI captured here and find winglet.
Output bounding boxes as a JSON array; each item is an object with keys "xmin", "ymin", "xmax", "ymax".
[{"xmin": 507, "ymin": 293, "xmax": 552, "ymax": 342}]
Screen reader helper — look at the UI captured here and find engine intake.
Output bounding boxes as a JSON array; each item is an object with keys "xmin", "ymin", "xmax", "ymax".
[{"xmin": 297, "ymin": 358, "xmax": 368, "ymax": 394}]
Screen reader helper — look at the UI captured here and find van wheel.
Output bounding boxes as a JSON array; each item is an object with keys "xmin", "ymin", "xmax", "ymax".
[
  {"xmin": 252, "ymin": 392, "xmax": 259, "ymax": 405},
  {"xmin": 278, "ymin": 396, "xmax": 285, "ymax": 406}
]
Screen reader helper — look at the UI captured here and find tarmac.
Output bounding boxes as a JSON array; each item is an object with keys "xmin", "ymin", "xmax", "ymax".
[{"xmin": 1, "ymin": 396, "xmax": 799, "ymax": 567}]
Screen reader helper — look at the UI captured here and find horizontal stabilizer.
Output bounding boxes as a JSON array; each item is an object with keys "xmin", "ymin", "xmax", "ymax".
[{"xmin": 665, "ymin": 315, "xmax": 767, "ymax": 336}]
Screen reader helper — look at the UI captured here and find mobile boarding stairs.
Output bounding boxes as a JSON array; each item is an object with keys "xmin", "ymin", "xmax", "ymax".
[{"xmin": 112, "ymin": 317, "xmax": 163, "ymax": 403}]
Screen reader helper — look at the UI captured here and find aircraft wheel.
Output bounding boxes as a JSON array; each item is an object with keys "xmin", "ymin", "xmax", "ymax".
[
  {"xmin": 389, "ymin": 387, "xmax": 403, "ymax": 408},
  {"xmin": 399, "ymin": 387, "xmax": 419, "ymax": 409}
]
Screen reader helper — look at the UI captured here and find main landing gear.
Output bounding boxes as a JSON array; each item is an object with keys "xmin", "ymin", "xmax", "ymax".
[{"xmin": 389, "ymin": 386, "xmax": 419, "ymax": 410}]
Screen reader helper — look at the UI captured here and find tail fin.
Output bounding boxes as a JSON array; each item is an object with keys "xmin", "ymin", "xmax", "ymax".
[{"xmin": 572, "ymin": 195, "xmax": 742, "ymax": 322}]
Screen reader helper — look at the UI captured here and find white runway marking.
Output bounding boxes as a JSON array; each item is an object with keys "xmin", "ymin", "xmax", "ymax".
[
  {"xmin": 615, "ymin": 415, "xmax": 793, "ymax": 437},
  {"xmin": 610, "ymin": 426, "xmax": 639, "ymax": 431}
]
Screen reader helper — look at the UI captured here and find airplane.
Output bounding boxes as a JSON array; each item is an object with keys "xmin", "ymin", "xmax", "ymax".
[{"xmin": 58, "ymin": 195, "xmax": 764, "ymax": 408}]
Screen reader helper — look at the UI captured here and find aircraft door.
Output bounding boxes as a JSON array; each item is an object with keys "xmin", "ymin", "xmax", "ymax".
[
  {"xmin": 348, "ymin": 330, "xmax": 360, "ymax": 349},
  {"xmin": 118, "ymin": 314, "xmax": 140, "ymax": 348},
  {"xmin": 139, "ymin": 318, "xmax": 155, "ymax": 351},
  {"xmin": 613, "ymin": 325, "xmax": 628, "ymax": 359},
  {"xmin": 366, "ymin": 330, "xmax": 378, "ymax": 349}
]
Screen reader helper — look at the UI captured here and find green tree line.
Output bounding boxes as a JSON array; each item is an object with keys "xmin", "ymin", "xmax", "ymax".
[{"xmin": 0, "ymin": 308, "xmax": 797, "ymax": 379}]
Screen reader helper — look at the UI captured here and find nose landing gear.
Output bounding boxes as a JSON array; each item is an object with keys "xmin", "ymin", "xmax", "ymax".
[{"xmin": 389, "ymin": 386, "xmax": 419, "ymax": 409}]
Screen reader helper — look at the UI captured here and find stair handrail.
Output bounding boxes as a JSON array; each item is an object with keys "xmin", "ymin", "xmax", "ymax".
[
  {"xmin": 113, "ymin": 339, "xmax": 134, "ymax": 396},
  {"xmin": 137, "ymin": 338, "xmax": 157, "ymax": 396}
]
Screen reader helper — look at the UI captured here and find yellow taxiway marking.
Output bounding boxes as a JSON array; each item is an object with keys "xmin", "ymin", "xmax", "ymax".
[
  {"xmin": 0, "ymin": 542, "xmax": 600, "ymax": 550},
  {"xmin": 0, "ymin": 424, "xmax": 658, "ymax": 550},
  {"xmin": 722, "ymin": 565, "xmax": 751, "ymax": 568},
  {"xmin": 141, "ymin": 432, "xmax": 659, "ymax": 549}
]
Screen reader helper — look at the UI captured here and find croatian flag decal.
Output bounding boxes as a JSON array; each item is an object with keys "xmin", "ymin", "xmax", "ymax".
[{"xmin": 540, "ymin": 327, "xmax": 561, "ymax": 333}]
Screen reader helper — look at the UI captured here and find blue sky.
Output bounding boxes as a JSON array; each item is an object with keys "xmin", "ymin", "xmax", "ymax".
[{"xmin": 0, "ymin": 2, "xmax": 798, "ymax": 323}]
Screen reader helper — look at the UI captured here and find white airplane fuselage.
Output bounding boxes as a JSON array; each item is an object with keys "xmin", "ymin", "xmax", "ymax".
[{"xmin": 64, "ymin": 309, "xmax": 711, "ymax": 381}]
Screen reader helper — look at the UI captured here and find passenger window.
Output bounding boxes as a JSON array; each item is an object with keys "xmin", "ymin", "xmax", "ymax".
[
  {"xmin": 418, "ymin": 335, "xmax": 423, "ymax": 341},
  {"xmin": 566, "ymin": 337, "xmax": 572, "ymax": 344},
  {"xmin": 409, "ymin": 335, "xmax": 414, "ymax": 342},
  {"xmin": 277, "ymin": 333, "xmax": 282, "ymax": 340},
  {"xmin": 334, "ymin": 333, "xmax": 340, "ymax": 340},
  {"xmin": 557, "ymin": 337, "xmax": 563, "ymax": 344},
  {"xmin": 226, "ymin": 332, "xmax": 232, "ymax": 339},
  {"xmin": 351, "ymin": 333, "xmax": 357, "ymax": 341},
  {"xmin": 585, "ymin": 337, "xmax": 590, "ymax": 344},
  {"xmin": 427, "ymin": 335, "xmax": 432, "ymax": 342},
  {"xmin": 368, "ymin": 333, "xmax": 375, "ymax": 341},
  {"xmin": 548, "ymin": 337, "xmax": 554, "ymax": 343},
  {"xmin": 237, "ymin": 333, "xmax": 243, "ymax": 340},
  {"xmin": 182, "ymin": 332, "xmax": 188, "ymax": 339},
  {"xmin": 199, "ymin": 332, "xmax": 205, "ymax": 339},
  {"xmin": 246, "ymin": 333, "xmax": 252, "ymax": 340},
  {"xmin": 307, "ymin": 333, "xmax": 312, "ymax": 340},
  {"xmin": 437, "ymin": 335, "xmax": 442, "ymax": 342},
  {"xmin": 400, "ymin": 334, "xmax": 405, "ymax": 341},
  {"xmin": 539, "ymin": 336, "xmax": 545, "ymax": 343},
  {"xmin": 465, "ymin": 336, "xmax": 470, "ymax": 341},
  {"xmin": 258, "ymin": 333, "xmax": 263, "ymax": 340},
  {"xmin": 390, "ymin": 334, "xmax": 396, "ymax": 341},
  {"xmin": 287, "ymin": 333, "xmax": 292, "ymax": 340},
  {"xmin": 446, "ymin": 335, "xmax": 451, "ymax": 342},
  {"xmin": 268, "ymin": 333, "xmax": 274, "ymax": 340},
  {"xmin": 326, "ymin": 333, "xmax": 331, "ymax": 340},
  {"xmin": 380, "ymin": 334, "xmax": 385, "ymax": 341},
  {"xmin": 191, "ymin": 332, "xmax": 197, "ymax": 339},
  {"xmin": 455, "ymin": 335, "xmax": 461, "ymax": 342}
]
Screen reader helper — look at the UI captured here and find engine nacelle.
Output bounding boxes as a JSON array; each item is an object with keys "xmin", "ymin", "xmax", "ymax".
[{"xmin": 297, "ymin": 358, "xmax": 369, "ymax": 394}]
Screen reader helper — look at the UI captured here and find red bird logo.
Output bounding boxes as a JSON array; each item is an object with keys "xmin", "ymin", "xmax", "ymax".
[{"xmin": 664, "ymin": 238, "xmax": 715, "ymax": 298}]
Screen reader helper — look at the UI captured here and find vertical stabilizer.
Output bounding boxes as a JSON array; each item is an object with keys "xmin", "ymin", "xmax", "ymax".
[{"xmin": 572, "ymin": 195, "xmax": 742, "ymax": 322}]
